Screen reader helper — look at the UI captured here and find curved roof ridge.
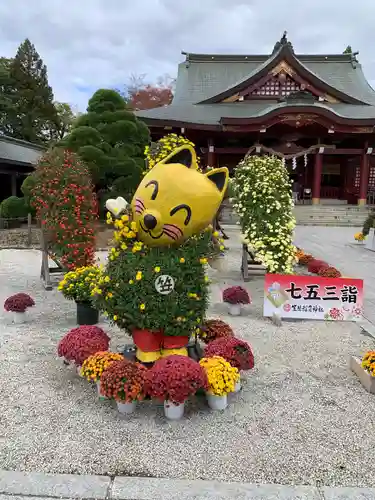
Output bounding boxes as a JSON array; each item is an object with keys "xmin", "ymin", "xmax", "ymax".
[
  {"xmin": 182, "ymin": 51, "xmax": 354, "ymax": 63},
  {"xmin": 198, "ymin": 43, "xmax": 368, "ymax": 105}
]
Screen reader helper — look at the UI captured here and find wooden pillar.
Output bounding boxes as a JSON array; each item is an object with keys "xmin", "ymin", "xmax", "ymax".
[
  {"xmin": 358, "ymin": 151, "xmax": 370, "ymax": 205},
  {"xmin": 312, "ymin": 149, "xmax": 323, "ymax": 204},
  {"xmin": 207, "ymin": 138, "xmax": 215, "ymax": 168},
  {"xmin": 11, "ymin": 173, "xmax": 17, "ymax": 196},
  {"xmin": 339, "ymin": 157, "xmax": 348, "ymax": 199}
]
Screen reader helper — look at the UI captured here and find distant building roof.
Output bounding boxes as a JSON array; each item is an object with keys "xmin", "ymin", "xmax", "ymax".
[
  {"xmin": 0, "ymin": 135, "xmax": 44, "ymax": 166},
  {"xmin": 136, "ymin": 35, "xmax": 375, "ymax": 128}
]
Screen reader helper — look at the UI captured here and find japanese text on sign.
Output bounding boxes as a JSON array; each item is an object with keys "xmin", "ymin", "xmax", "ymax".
[{"xmin": 263, "ymin": 274, "xmax": 363, "ymax": 322}]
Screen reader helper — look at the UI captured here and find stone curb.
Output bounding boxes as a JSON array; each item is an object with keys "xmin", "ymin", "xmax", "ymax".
[
  {"xmin": 359, "ymin": 318, "xmax": 375, "ymax": 338},
  {"xmin": 1, "ymin": 470, "xmax": 375, "ymax": 500}
]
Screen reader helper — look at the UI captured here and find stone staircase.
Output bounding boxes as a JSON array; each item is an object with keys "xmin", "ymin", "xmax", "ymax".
[
  {"xmin": 294, "ymin": 205, "xmax": 370, "ymax": 226},
  {"xmin": 221, "ymin": 204, "xmax": 371, "ymax": 227}
]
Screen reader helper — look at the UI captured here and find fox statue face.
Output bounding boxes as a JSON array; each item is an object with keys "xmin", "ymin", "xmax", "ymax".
[{"xmin": 131, "ymin": 145, "xmax": 229, "ymax": 247}]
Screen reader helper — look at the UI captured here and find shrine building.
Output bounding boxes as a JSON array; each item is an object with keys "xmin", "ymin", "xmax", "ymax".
[
  {"xmin": 135, "ymin": 34, "xmax": 375, "ymax": 205},
  {"xmin": 0, "ymin": 135, "xmax": 43, "ymax": 203}
]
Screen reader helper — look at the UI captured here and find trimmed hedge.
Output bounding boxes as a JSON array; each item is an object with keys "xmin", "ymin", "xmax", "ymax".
[{"xmin": 0, "ymin": 196, "xmax": 29, "ymax": 219}]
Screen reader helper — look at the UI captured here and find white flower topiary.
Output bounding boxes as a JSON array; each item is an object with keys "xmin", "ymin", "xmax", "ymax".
[{"xmin": 232, "ymin": 155, "xmax": 296, "ymax": 274}]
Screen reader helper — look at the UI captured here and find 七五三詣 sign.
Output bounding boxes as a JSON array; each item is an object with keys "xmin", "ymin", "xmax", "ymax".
[{"xmin": 263, "ymin": 274, "xmax": 364, "ymax": 321}]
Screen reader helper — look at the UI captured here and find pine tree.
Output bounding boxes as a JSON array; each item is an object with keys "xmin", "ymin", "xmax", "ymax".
[
  {"xmin": 343, "ymin": 45, "xmax": 353, "ymax": 54},
  {"xmin": 0, "ymin": 57, "xmax": 13, "ymax": 135},
  {"xmin": 62, "ymin": 88, "xmax": 150, "ymax": 211},
  {"xmin": 7, "ymin": 39, "xmax": 58, "ymax": 144}
]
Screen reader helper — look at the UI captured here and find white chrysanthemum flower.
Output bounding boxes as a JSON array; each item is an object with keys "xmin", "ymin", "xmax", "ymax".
[{"xmin": 232, "ymin": 155, "xmax": 295, "ymax": 274}]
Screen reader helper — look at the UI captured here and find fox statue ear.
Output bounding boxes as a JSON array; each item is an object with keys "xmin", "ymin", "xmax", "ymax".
[
  {"xmin": 205, "ymin": 167, "xmax": 229, "ymax": 197},
  {"xmin": 158, "ymin": 145, "xmax": 198, "ymax": 170}
]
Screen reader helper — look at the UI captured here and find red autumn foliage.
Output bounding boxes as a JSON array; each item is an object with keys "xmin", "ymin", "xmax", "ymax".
[
  {"xmin": 128, "ymin": 84, "xmax": 173, "ymax": 111},
  {"xmin": 145, "ymin": 355, "xmax": 208, "ymax": 404},
  {"xmin": 205, "ymin": 337, "xmax": 255, "ymax": 371},
  {"xmin": 100, "ymin": 359, "xmax": 147, "ymax": 402},
  {"xmin": 57, "ymin": 325, "xmax": 110, "ymax": 365},
  {"xmin": 222, "ymin": 286, "xmax": 251, "ymax": 305},
  {"xmin": 200, "ymin": 319, "xmax": 234, "ymax": 344},
  {"xmin": 308, "ymin": 259, "xmax": 329, "ymax": 274},
  {"xmin": 318, "ymin": 266, "xmax": 342, "ymax": 278},
  {"xmin": 4, "ymin": 293, "xmax": 35, "ymax": 313},
  {"xmin": 31, "ymin": 148, "xmax": 98, "ymax": 271}
]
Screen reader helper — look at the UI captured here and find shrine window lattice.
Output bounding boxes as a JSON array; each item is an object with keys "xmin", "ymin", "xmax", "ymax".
[
  {"xmin": 247, "ymin": 75, "xmax": 303, "ymax": 98},
  {"xmin": 355, "ymin": 166, "xmax": 375, "ymax": 189}
]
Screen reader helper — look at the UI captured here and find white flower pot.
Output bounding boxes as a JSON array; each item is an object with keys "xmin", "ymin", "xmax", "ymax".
[
  {"xmin": 228, "ymin": 304, "xmax": 241, "ymax": 316},
  {"xmin": 206, "ymin": 393, "xmax": 228, "ymax": 410},
  {"xmin": 233, "ymin": 380, "xmax": 242, "ymax": 393},
  {"xmin": 76, "ymin": 365, "xmax": 83, "ymax": 377},
  {"xmin": 96, "ymin": 380, "xmax": 107, "ymax": 399},
  {"xmin": 164, "ymin": 400, "xmax": 185, "ymax": 420},
  {"xmin": 117, "ymin": 401, "xmax": 136, "ymax": 414},
  {"xmin": 12, "ymin": 311, "xmax": 27, "ymax": 324}
]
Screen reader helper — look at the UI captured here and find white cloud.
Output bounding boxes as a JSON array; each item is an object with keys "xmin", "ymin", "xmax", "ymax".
[{"xmin": 1, "ymin": 0, "xmax": 375, "ymax": 110}]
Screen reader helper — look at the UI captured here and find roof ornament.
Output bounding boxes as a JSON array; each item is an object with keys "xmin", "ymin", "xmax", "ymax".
[{"xmin": 272, "ymin": 31, "xmax": 294, "ymax": 54}]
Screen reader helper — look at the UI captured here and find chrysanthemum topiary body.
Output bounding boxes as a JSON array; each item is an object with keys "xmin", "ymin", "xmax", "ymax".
[
  {"xmin": 97, "ymin": 231, "xmax": 211, "ymax": 335},
  {"xmin": 232, "ymin": 155, "xmax": 296, "ymax": 273}
]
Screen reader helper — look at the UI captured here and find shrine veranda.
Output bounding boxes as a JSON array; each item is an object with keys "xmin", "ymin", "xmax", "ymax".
[{"xmin": 1, "ymin": 226, "xmax": 375, "ymax": 486}]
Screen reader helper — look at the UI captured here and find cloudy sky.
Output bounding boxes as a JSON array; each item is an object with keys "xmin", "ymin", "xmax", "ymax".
[{"xmin": 1, "ymin": 0, "xmax": 375, "ymax": 111}]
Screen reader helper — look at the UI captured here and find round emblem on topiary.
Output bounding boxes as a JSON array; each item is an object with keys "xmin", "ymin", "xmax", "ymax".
[{"xmin": 232, "ymin": 155, "xmax": 296, "ymax": 274}]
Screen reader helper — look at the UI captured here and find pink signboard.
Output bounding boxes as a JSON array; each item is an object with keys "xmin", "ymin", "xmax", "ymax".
[{"xmin": 264, "ymin": 274, "xmax": 364, "ymax": 321}]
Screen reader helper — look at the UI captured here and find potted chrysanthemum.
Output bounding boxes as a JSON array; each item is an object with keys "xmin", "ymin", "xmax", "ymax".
[
  {"xmin": 198, "ymin": 319, "xmax": 234, "ymax": 344},
  {"xmin": 145, "ymin": 355, "xmax": 208, "ymax": 420},
  {"xmin": 4, "ymin": 293, "xmax": 35, "ymax": 324},
  {"xmin": 100, "ymin": 359, "xmax": 147, "ymax": 414},
  {"xmin": 204, "ymin": 337, "xmax": 254, "ymax": 392},
  {"xmin": 222, "ymin": 286, "xmax": 251, "ymax": 316},
  {"xmin": 58, "ymin": 266, "xmax": 102, "ymax": 325},
  {"xmin": 354, "ymin": 232, "xmax": 365, "ymax": 244},
  {"xmin": 57, "ymin": 325, "xmax": 110, "ymax": 372},
  {"xmin": 80, "ymin": 351, "xmax": 124, "ymax": 398},
  {"xmin": 199, "ymin": 356, "xmax": 239, "ymax": 410}
]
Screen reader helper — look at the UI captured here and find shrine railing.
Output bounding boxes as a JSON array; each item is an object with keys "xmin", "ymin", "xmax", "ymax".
[{"xmin": 320, "ymin": 186, "xmax": 339, "ymax": 199}]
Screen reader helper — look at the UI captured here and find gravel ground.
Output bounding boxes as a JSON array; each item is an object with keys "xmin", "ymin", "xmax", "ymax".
[{"xmin": 0, "ymin": 228, "xmax": 374, "ymax": 487}]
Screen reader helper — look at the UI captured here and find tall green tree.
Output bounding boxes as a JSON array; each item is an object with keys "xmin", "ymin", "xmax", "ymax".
[
  {"xmin": 6, "ymin": 39, "xmax": 58, "ymax": 144},
  {"xmin": 343, "ymin": 45, "xmax": 353, "ymax": 54},
  {"xmin": 62, "ymin": 88, "xmax": 150, "ymax": 207},
  {"xmin": 48, "ymin": 102, "xmax": 76, "ymax": 141},
  {"xmin": 0, "ymin": 57, "xmax": 13, "ymax": 135}
]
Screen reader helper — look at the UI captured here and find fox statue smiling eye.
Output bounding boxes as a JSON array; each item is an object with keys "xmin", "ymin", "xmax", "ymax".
[{"xmin": 131, "ymin": 145, "xmax": 229, "ymax": 247}]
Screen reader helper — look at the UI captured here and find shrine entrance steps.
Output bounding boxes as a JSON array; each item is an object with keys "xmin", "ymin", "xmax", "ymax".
[
  {"xmin": 294, "ymin": 205, "xmax": 371, "ymax": 226},
  {"xmin": 221, "ymin": 203, "xmax": 371, "ymax": 227}
]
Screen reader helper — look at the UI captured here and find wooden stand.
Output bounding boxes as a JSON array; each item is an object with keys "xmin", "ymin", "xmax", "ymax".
[
  {"xmin": 40, "ymin": 229, "xmax": 65, "ymax": 290},
  {"xmin": 241, "ymin": 243, "xmax": 267, "ymax": 282}
]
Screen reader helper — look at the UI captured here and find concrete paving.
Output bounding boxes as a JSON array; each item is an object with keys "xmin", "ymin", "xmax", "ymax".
[
  {"xmin": 294, "ymin": 226, "xmax": 375, "ymax": 327},
  {"xmin": 1, "ymin": 470, "xmax": 375, "ymax": 499}
]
